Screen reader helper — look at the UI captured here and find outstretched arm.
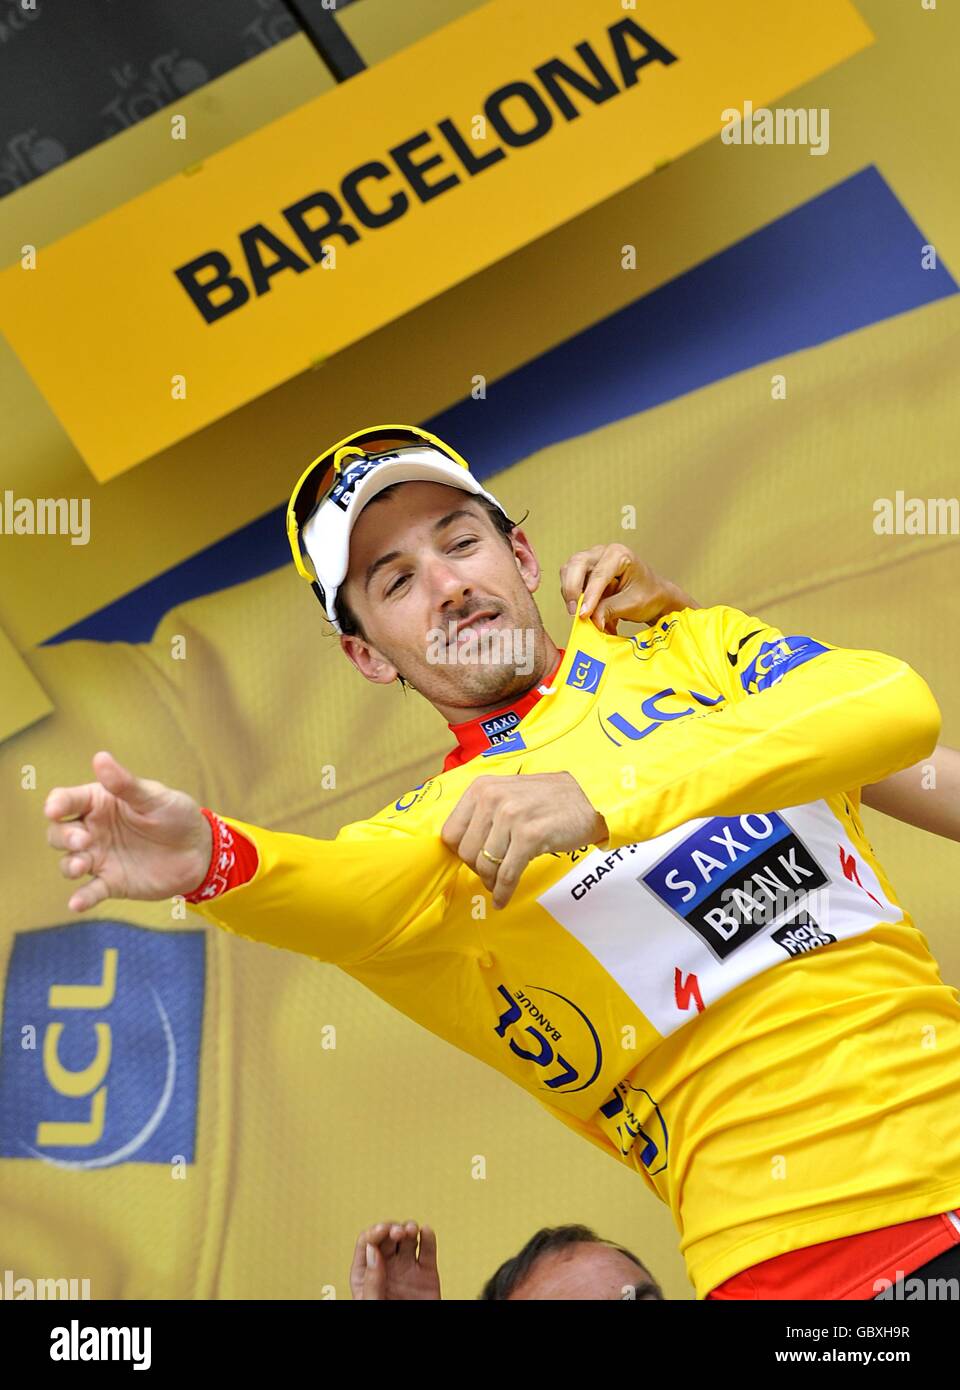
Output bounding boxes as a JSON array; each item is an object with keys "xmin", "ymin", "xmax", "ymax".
[{"xmin": 44, "ymin": 750, "xmax": 457, "ymax": 965}]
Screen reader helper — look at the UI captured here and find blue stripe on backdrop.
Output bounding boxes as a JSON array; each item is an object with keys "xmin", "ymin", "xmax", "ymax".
[{"xmin": 45, "ymin": 165, "xmax": 957, "ymax": 646}]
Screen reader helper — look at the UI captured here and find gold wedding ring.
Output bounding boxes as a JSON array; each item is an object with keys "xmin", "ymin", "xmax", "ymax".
[{"xmin": 480, "ymin": 848, "xmax": 504, "ymax": 865}]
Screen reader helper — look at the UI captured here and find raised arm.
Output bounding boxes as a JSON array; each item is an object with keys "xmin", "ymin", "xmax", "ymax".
[
  {"xmin": 575, "ymin": 607, "xmax": 941, "ymax": 849},
  {"xmin": 861, "ymin": 744, "xmax": 960, "ymax": 842},
  {"xmin": 561, "ymin": 543, "xmax": 953, "ymax": 844},
  {"xmin": 559, "ymin": 544, "xmax": 699, "ymax": 630}
]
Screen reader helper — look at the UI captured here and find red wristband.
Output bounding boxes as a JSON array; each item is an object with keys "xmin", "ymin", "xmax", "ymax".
[{"xmin": 184, "ymin": 808, "xmax": 259, "ymax": 903}]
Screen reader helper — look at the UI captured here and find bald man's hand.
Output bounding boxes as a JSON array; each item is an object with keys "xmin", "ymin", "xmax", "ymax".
[
  {"xmin": 44, "ymin": 751, "xmax": 213, "ymax": 913},
  {"xmin": 350, "ymin": 1222, "xmax": 442, "ymax": 1301}
]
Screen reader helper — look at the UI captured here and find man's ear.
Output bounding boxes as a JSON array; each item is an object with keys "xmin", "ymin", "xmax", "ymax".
[
  {"xmin": 510, "ymin": 527, "xmax": 541, "ymax": 595},
  {"xmin": 340, "ymin": 633, "xmax": 399, "ymax": 685}
]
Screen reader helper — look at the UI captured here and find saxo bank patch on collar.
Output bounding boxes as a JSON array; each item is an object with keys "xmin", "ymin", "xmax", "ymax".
[{"xmin": 0, "ymin": 922, "xmax": 205, "ymax": 1168}]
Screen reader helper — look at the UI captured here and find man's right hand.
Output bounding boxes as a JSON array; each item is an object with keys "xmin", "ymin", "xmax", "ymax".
[{"xmin": 44, "ymin": 750, "xmax": 213, "ymax": 913}]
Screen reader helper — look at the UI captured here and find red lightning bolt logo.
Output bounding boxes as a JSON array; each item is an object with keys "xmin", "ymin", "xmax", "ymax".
[
  {"xmin": 839, "ymin": 846, "xmax": 883, "ymax": 909},
  {"xmin": 674, "ymin": 968, "xmax": 704, "ymax": 1014}
]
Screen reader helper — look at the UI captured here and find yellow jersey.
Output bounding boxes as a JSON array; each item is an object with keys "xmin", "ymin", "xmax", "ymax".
[{"xmin": 187, "ymin": 604, "xmax": 960, "ymax": 1296}]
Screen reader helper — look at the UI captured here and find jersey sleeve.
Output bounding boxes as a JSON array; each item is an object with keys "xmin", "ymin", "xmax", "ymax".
[
  {"xmin": 582, "ymin": 605, "xmax": 941, "ymax": 849},
  {"xmin": 185, "ymin": 810, "xmax": 458, "ymax": 966}
]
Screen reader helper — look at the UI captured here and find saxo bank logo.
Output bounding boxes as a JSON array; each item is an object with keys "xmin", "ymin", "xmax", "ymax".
[{"xmin": 0, "ymin": 922, "xmax": 204, "ymax": 1168}]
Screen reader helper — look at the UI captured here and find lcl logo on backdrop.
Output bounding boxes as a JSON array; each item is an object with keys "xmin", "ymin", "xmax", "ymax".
[{"xmin": 0, "ymin": 922, "xmax": 204, "ymax": 1168}]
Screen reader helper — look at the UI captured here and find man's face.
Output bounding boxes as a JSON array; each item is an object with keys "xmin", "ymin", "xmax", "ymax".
[
  {"xmin": 338, "ymin": 480, "xmax": 552, "ymax": 715},
  {"xmin": 506, "ymin": 1243, "xmax": 662, "ymax": 1301}
]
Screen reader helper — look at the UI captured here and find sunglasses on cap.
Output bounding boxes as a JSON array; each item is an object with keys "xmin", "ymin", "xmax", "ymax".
[{"xmin": 286, "ymin": 423, "xmax": 475, "ymax": 613}]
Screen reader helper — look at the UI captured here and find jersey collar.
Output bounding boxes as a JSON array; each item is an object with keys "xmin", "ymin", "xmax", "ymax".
[
  {"xmin": 445, "ymin": 598, "xmax": 651, "ymax": 773},
  {"xmin": 443, "ymin": 648, "xmax": 566, "ymax": 771}
]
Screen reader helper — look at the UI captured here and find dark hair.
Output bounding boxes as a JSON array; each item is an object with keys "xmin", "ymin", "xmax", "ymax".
[
  {"xmin": 479, "ymin": 1224, "xmax": 663, "ymax": 1301},
  {"xmin": 334, "ymin": 486, "xmax": 526, "ymax": 692}
]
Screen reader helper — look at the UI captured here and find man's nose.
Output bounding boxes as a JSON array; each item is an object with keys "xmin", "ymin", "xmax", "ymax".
[{"xmin": 423, "ymin": 554, "xmax": 472, "ymax": 611}]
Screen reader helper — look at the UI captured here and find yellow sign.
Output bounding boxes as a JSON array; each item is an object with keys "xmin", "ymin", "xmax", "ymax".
[
  {"xmin": 0, "ymin": 0, "xmax": 872, "ymax": 480},
  {"xmin": 0, "ymin": 622, "xmax": 52, "ymax": 743}
]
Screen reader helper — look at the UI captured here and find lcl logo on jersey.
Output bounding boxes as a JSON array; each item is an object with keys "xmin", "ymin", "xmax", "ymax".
[
  {"xmin": 493, "ymin": 983, "xmax": 602, "ymax": 1094},
  {"xmin": 628, "ymin": 617, "xmax": 679, "ymax": 662},
  {"xmin": 739, "ymin": 634, "xmax": 829, "ymax": 694},
  {"xmin": 601, "ymin": 686, "xmax": 724, "ymax": 745},
  {"xmin": 566, "ymin": 652, "xmax": 605, "ymax": 694},
  {"xmin": 0, "ymin": 922, "xmax": 204, "ymax": 1168},
  {"xmin": 393, "ymin": 777, "xmax": 443, "ymax": 812},
  {"xmin": 599, "ymin": 1081, "xmax": 668, "ymax": 1175}
]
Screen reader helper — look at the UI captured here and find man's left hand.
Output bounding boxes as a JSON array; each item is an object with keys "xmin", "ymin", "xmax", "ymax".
[{"xmin": 441, "ymin": 772, "xmax": 608, "ymax": 909}]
